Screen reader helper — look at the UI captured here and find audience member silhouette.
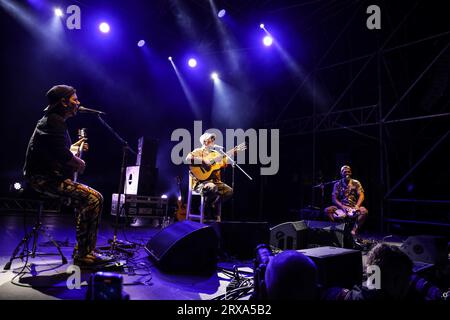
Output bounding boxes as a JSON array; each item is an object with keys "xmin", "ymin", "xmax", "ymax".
[
  {"xmin": 264, "ymin": 250, "xmax": 319, "ymax": 300},
  {"xmin": 322, "ymin": 243, "xmax": 413, "ymax": 300}
]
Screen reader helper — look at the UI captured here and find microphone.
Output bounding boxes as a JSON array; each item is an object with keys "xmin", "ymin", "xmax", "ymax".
[
  {"xmin": 78, "ymin": 106, "xmax": 106, "ymax": 115},
  {"xmin": 212, "ymin": 144, "xmax": 224, "ymax": 149}
]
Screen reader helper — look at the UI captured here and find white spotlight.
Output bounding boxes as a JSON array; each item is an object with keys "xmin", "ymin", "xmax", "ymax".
[
  {"xmin": 54, "ymin": 8, "xmax": 64, "ymax": 17},
  {"xmin": 211, "ymin": 72, "xmax": 219, "ymax": 80},
  {"xmin": 168, "ymin": 56, "xmax": 173, "ymax": 61},
  {"xmin": 99, "ymin": 22, "xmax": 110, "ymax": 33},
  {"xmin": 259, "ymin": 23, "xmax": 265, "ymax": 29},
  {"xmin": 13, "ymin": 182, "xmax": 22, "ymax": 191},
  {"xmin": 161, "ymin": 194, "xmax": 168, "ymax": 199},
  {"xmin": 188, "ymin": 58, "xmax": 197, "ymax": 68},
  {"xmin": 263, "ymin": 35, "xmax": 273, "ymax": 46}
]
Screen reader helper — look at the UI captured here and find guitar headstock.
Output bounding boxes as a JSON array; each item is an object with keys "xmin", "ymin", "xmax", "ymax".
[
  {"xmin": 78, "ymin": 128, "xmax": 88, "ymax": 140},
  {"xmin": 234, "ymin": 142, "xmax": 247, "ymax": 152}
]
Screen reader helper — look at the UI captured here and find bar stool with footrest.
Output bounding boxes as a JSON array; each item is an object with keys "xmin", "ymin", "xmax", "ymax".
[
  {"xmin": 185, "ymin": 174, "xmax": 221, "ymax": 224},
  {"xmin": 3, "ymin": 188, "xmax": 68, "ymax": 270}
]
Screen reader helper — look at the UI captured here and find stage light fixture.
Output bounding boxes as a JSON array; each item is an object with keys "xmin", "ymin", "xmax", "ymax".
[
  {"xmin": 13, "ymin": 182, "xmax": 22, "ymax": 191},
  {"xmin": 54, "ymin": 8, "xmax": 63, "ymax": 17},
  {"xmin": 161, "ymin": 194, "xmax": 168, "ymax": 199},
  {"xmin": 137, "ymin": 40, "xmax": 145, "ymax": 47},
  {"xmin": 168, "ymin": 56, "xmax": 173, "ymax": 61},
  {"xmin": 263, "ymin": 35, "xmax": 273, "ymax": 46},
  {"xmin": 99, "ymin": 22, "xmax": 110, "ymax": 33},
  {"xmin": 188, "ymin": 58, "xmax": 197, "ymax": 68},
  {"xmin": 211, "ymin": 72, "xmax": 219, "ymax": 80},
  {"xmin": 218, "ymin": 9, "xmax": 226, "ymax": 18},
  {"xmin": 260, "ymin": 23, "xmax": 265, "ymax": 29}
]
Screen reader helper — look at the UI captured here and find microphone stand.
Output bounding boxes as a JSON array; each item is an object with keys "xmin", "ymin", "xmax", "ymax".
[
  {"xmin": 215, "ymin": 147, "xmax": 252, "ymax": 220},
  {"xmin": 313, "ymin": 179, "xmax": 340, "ymax": 212},
  {"xmin": 96, "ymin": 115, "xmax": 137, "ymax": 256}
]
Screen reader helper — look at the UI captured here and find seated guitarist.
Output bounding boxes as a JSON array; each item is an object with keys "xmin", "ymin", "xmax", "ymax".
[
  {"xmin": 185, "ymin": 132, "xmax": 233, "ymax": 222},
  {"xmin": 23, "ymin": 85, "xmax": 112, "ymax": 267},
  {"xmin": 324, "ymin": 165, "xmax": 368, "ymax": 235}
]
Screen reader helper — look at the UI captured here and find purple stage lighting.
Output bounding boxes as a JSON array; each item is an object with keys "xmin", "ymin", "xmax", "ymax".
[
  {"xmin": 218, "ymin": 9, "xmax": 226, "ymax": 18},
  {"xmin": 54, "ymin": 8, "xmax": 63, "ymax": 17},
  {"xmin": 99, "ymin": 22, "xmax": 110, "ymax": 33},
  {"xmin": 188, "ymin": 58, "xmax": 197, "ymax": 68},
  {"xmin": 137, "ymin": 40, "xmax": 145, "ymax": 47},
  {"xmin": 263, "ymin": 35, "xmax": 273, "ymax": 46}
]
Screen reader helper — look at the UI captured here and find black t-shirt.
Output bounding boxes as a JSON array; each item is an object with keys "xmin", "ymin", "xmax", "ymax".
[{"xmin": 23, "ymin": 112, "xmax": 74, "ymax": 180}]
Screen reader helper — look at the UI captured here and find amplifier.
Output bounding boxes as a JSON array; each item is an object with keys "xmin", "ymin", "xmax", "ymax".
[
  {"xmin": 111, "ymin": 193, "xmax": 168, "ymax": 217},
  {"xmin": 297, "ymin": 246, "xmax": 362, "ymax": 288}
]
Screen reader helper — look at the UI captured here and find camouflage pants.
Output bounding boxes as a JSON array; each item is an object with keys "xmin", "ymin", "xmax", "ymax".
[{"xmin": 27, "ymin": 175, "xmax": 103, "ymax": 258}]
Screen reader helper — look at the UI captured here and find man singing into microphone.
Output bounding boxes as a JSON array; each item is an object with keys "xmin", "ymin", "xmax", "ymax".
[
  {"xmin": 185, "ymin": 132, "xmax": 233, "ymax": 222},
  {"xmin": 24, "ymin": 85, "xmax": 112, "ymax": 266},
  {"xmin": 324, "ymin": 165, "xmax": 368, "ymax": 235}
]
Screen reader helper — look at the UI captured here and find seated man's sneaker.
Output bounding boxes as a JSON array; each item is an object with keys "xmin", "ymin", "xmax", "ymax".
[{"xmin": 74, "ymin": 251, "xmax": 114, "ymax": 267}]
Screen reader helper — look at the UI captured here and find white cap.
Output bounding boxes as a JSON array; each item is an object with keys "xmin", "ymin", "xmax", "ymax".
[{"xmin": 199, "ymin": 132, "xmax": 216, "ymax": 145}]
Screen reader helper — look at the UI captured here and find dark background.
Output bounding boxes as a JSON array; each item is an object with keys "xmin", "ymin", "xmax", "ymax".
[{"xmin": 1, "ymin": 0, "xmax": 449, "ymax": 235}]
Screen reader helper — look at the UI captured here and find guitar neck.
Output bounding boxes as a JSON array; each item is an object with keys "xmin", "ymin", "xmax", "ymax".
[{"xmin": 217, "ymin": 148, "xmax": 235, "ymax": 159}]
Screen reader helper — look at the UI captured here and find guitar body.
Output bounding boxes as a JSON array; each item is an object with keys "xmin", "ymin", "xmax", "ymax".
[
  {"xmin": 175, "ymin": 176, "xmax": 187, "ymax": 221},
  {"xmin": 189, "ymin": 143, "xmax": 247, "ymax": 181},
  {"xmin": 176, "ymin": 201, "xmax": 187, "ymax": 221},
  {"xmin": 189, "ymin": 162, "xmax": 224, "ymax": 181}
]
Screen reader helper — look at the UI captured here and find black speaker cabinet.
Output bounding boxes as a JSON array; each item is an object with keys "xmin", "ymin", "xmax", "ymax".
[
  {"xmin": 270, "ymin": 221, "xmax": 308, "ymax": 250},
  {"xmin": 298, "ymin": 246, "xmax": 363, "ymax": 288},
  {"xmin": 145, "ymin": 221, "xmax": 218, "ymax": 274},
  {"xmin": 305, "ymin": 220, "xmax": 353, "ymax": 248},
  {"xmin": 213, "ymin": 221, "xmax": 270, "ymax": 259},
  {"xmin": 124, "ymin": 165, "xmax": 158, "ymax": 196},
  {"xmin": 136, "ymin": 136, "xmax": 158, "ymax": 167},
  {"xmin": 400, "ymin": 235, "xmax": 448, "ymax": 265}
]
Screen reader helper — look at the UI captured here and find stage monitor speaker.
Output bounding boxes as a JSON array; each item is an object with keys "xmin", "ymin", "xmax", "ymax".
[
  {"xmin": 400, "ymin": 235, "xmax": 448, "ymax": 265},
  {"xmin": 298, "ymin": 246, "xmax": 362, "ymax": 288},
  {"xmin": 270, "ymin": 221, "xmax": 308, "ymax": 250},
  {"xmin": 305, "ymin": 220, "xmax": 353, "ymax": 249},
  {"xmin": 136, "ymin": 136, "xmax": 158, "ymax": 167},
  {"xmin": 145, "ymin": 221, "xmax": 218, "ymax": 274},
  {"xmin": 124, "ymin": 165, "xmax": 158, "ymax": 196},
  {"xmin": 213, "ymin": 221, "xmax": 270, "ymax": 259}
]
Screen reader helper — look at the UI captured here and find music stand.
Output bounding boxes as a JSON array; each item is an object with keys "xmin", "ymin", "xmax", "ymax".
[{"xmin": 95, "ymin": 115, "xmax": 137, "ymax": 256}]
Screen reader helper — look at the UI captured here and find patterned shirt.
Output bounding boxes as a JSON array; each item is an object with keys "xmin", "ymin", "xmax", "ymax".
[{"xmin": 332, "ymin": 179, "xmax": 364, "ymax": 207}]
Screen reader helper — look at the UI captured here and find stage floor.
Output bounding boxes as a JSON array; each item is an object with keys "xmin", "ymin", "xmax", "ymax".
[
  {"xmin": 0, "ymin": 212, "xmax": 403, "ymax": 301},
  {"xmin": 0, "ymin": 213, "xmax": 258, "ymax": 301}
]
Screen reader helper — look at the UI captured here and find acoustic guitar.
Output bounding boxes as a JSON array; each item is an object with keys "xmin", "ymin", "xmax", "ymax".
[
  {"xmin": 175, "ymin": 176, "xmax": 187, "ymax": 221},
  {"xmin": 189, "ymin": 143, "xmax": 247, "ymax": 181},
  {"xmin": 73, "ymin": 128, "xmax": 87, "ymax": 182}
]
